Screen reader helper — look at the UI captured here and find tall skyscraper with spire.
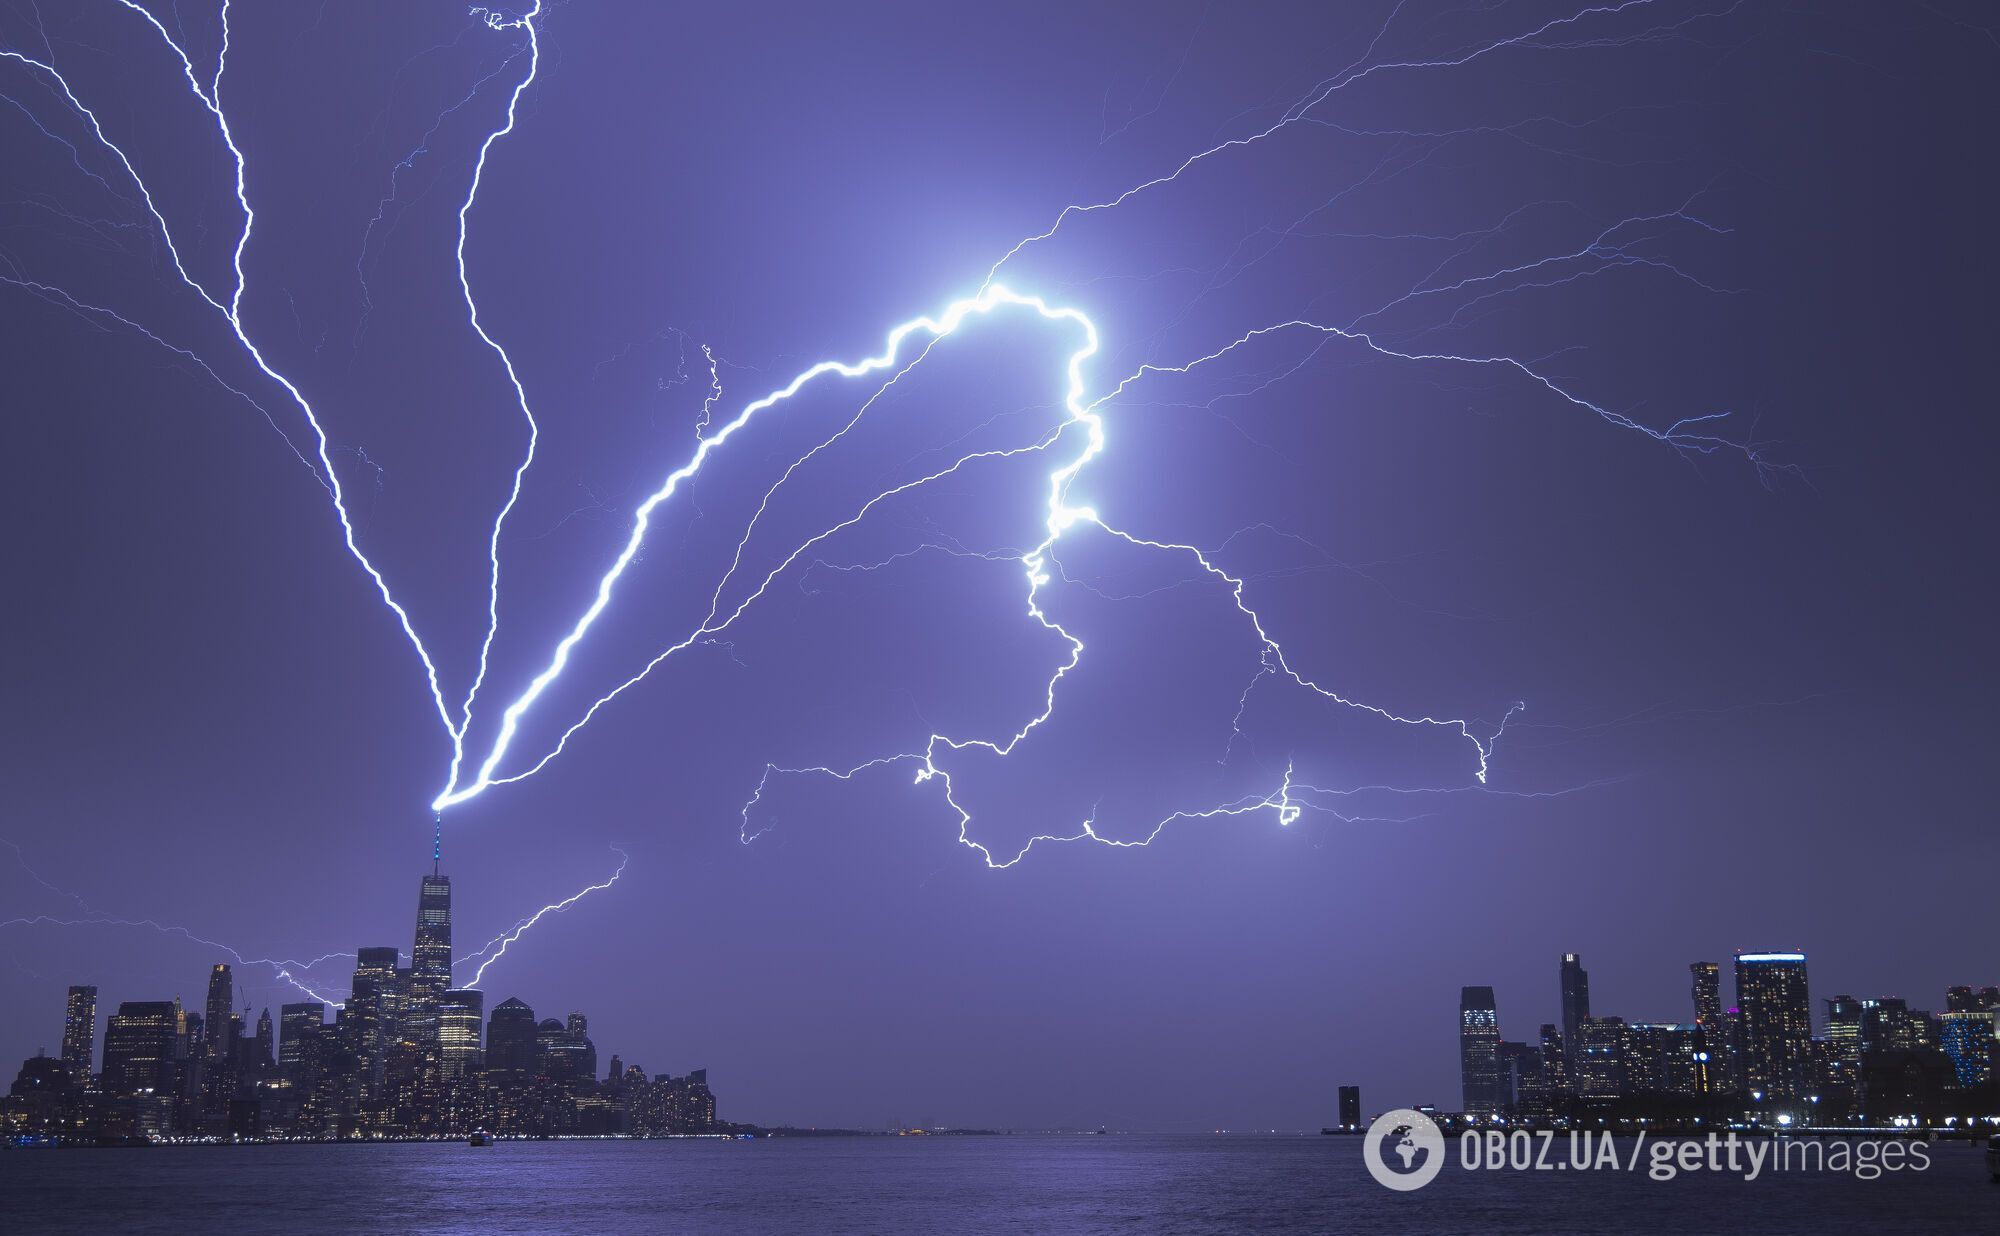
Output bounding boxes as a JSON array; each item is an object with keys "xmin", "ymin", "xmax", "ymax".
[{"xmin": 396, "ymin": 869, "xmax": 454, "ymax": 1130}]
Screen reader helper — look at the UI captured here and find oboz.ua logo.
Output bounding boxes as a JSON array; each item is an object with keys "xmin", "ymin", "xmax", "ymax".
[{"xmin": 1364, "ymin": 1108, "xmax": 1446, "ymax": 1191}]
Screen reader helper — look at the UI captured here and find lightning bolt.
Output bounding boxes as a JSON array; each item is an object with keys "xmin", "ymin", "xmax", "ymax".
[
  {"xmin": 460, "ymin": 846, "xmax": 628, "ymax": 989},
  {"xmin": 2, "ymin": 0, "xmax": 1768, "ymax": 876},
  {"xmin": 1, "ymin": 837, "xmax": 349, "ymax": 1006},
  {"xmin": 0, "ymin": 838, "xmax": 625, "ymax": 1000}
]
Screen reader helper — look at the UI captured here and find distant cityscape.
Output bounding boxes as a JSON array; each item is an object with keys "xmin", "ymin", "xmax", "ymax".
[
  {"xmin": 1337, "ymin": 952, "xmax": 2000, "ymax": 1134},
  {"xmin": 17, "ymin": 910, "xmax": 2000, "ymax": 1144},
  {"xmin": 2, "ymin": 866, "xmax": 720, "ymax": 1143}
]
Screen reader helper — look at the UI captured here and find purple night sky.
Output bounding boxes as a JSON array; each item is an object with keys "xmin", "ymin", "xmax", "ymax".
[{"xmin": 1, "ymin": 1, "xmax": 1992, "ymax": 1130}]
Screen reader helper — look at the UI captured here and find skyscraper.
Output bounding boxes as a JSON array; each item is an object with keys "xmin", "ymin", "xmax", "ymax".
[
  {"xmin": 1623, "ymin": 1023, "xmax": 1704, "ymax": 1096},
  {"xmin": 396, "ymin": 872, "xmax": 454, "ymax": 1127},
  {"xmin": 1537, "ymin": 1024, "xmax": 1569, "ymax": 1106},
  {"xmin": 1559, "ymin": 954, "xmax": 1590, "ymax": 1074},
  {"xmin": 197, "ymin": 964, "xmax": 238, "ymax": 1127},
  {"xmin": 1574, "ymin": 1017, "xmax": 1626, "ymax": 1100},
  {"xmin": 1825, "ymin": 995, "xmax": 1862, "ymax": 1066},
  {"xmin": 438, "ymin": 990, "xmax": 485, "ymax": 1079},
  {"xmin": 279, "ymin": 1003, "xmax": 325, "ymax": 1075},
  {"xmin": 485, "ymin": 996, "xmax": 539, "ymax": 1132},
  {"xmin": 348, "ymin": 946, "xmax": 402, "ymax": 1115},
  {"xmin": 101, "ymin": 1000, "xmax": 179, "ymax": 1095},
  {"xmin": 1938, "ymin": 1011, "xmax": 1995, "ymax": 1087},
  {"xmin": 435, "ymin": 988, "xmax": 487, "ymax": 1134},
  {"xmin": 1337, "ymin": 1085, "xmax": 1360, "ymax": 1131},
  {"xmin": 1690, "ymin": 962, "xmax": 1721, "ymax": 1029},
  {"xmin": 1459, "ymin": 986, "xmax": 1502, "ymax": 1115},
  {"xmin": 1497, "ymin": 1040, "xmax": 1544, "ymax": 1114},
  {"xmin": 249, "ymin": 1008, "xmax": 275, "ymax": 1075},
  {"xmin": 1858, "ymin": 997, "xmax": 1919, "ymax": 1053},
  {"xmin": 60, "ymin": 984, "xmax": 97, "ymax": 1075},
  {"xmin": 485, "ymin": 997, "xmax": 539, "ymax": 1088},
  {"xmin": 411, "ymin": 874, "xmax": 452, "ymax": 999},
  {"xmin": 540, "ymin": 1015, "xmax": 598, "ymax": 1094},
  {"xmin": 203, "ymin": 965, "xmax": 234, "ymax": 1062},
  {"xmin": 1734, "ymin": 952, "xmax": 1812, "ymax": 1102}
]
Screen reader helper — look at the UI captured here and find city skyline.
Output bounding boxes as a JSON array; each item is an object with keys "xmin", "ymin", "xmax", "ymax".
[
  {"xmin": 7, "ymin": 864, "xmax": 719, "ymax": 1141},
  {"xmin": 2, "ymin": 0, "xmax": 1992, "ymax": 1135},
  {"xmin": 15, "ymin": 928, "xmax": 2000, "ymax": 1136},
  {"xmin": 1448, "ymin": 949, "xmax": 1998, "ymax": 1130}
]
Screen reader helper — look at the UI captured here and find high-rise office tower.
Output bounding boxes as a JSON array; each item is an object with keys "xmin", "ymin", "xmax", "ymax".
[
  {"xmin": 1459, "ymin": 986, "xmax": 1502, "ymax": 1115},
  {"xmin": 1574, "ymin": 1017, "xmax": 1627, "ymax": 1099},
  {"xmin": 1821, "ymin": 993, "xmax": 1863, "ymax": 1107},
  {"xmin": 539, "ymin": 1015, "xmax": 598, "ymax": 1093},
  {"xmin": 348, "ymin": 946, "xmax": 402, "ymax": 1112},
  {"xmin": 1937, "ymin": 1011, "xmax": 1995, "ymax": 1086},
  {"xmin": 438, "ymin": 989, "xmax": 485, "ymax": 1079},
  {"xmin": 60, "ymin": 984, "xmax": 97, "ymax": 1075},
  {"xmin": 1946, "ymin": 985, "xmax": 1975, "ymax": 1014},
  {"xmin": 1859, "ymin": 996, "xmax": 1917, "ymax": 1053},
  {"xmin": 101, "ymin": 1000, "xmax": 179, "ymax": 1095},
  {"xmin": 433, "ymin": 988, "xmax": 486, "ymax": 1134},
  {"xmin": 1734, "ymin": 952, "xmax": 1812, "ymax": 1102},
  {"xmin": 203, "ymin": 965, "xmax": 234, "ymax": 1061},
  {"xmin": 411, "ymin": 874, "xmax": 452, "ymax": 998},
  {"xmin": 1824, "ymin": 995, "xmax": 1862, "ymax": 1066},
  {"xmin": 1498, "ymin": 1040, "xmax": 1547, "ymax": 1113},
  {"xmin": 249, "ymin": 1008, "xmax": 275, "ymax": 1074},
  {"xmin": 1537, "ymin": 1024, "xmax": 1569, "ymax": 1104},
  {"xmin": 1337, "ymin": 1085, "xmax": 1360, "ymax": 1130},
  {"xmin": 398, "ymin": 872, "xmax": 454, "ymax": 1122},
  {"xmin": 279, "ymin": 1002, "xmax": 326, "ymax": 1075},
  {"xmin": 1690, "ymin": 962, "xmax": 1721, "ymax": 1029},
  {"xmin": 1622, "ymin": 1023, "xmax": 1704, "ymax": 1096},
  {"xmin": 1560, "ymin": 954, "xmax": 1590, "ymax": 1074},
  {"xmin": 485, "ymin": 997, "xmax": 539, "ymax": 1088},
  {"xmin": 197, "ymin": 965, "xmax": 238, "ymax": 1127}
]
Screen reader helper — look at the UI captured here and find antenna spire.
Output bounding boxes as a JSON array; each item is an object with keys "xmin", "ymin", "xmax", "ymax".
[{"xmin": 432, "ymin": 813, "xmax": 442, "ymax": 877}]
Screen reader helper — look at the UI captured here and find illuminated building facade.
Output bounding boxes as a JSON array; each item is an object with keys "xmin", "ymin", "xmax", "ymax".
[
  {"xmin": 1938, "ymin": 1011, "xmax": 1995, "ymax": 1087},
  {"xmin": 1573, "ymin": 1017, "xmax": 1625, "ymax": 1100},
  {"xmin": 1459, "ymin": 986, "xmax": 1501, "ymax": 1115},
  {"xmin": 1734, "ymin": 952, "xmax": 1812, "ymax": 1103},
  {"xmin": 60, "ymin": 985, "xmax": 96, "ymax": 1076},
  {"xmin": 1689, "ymin": 962, "xmax": 1720, "ymax": 1030},
  {"xmin": 1559, "ymin": 954, "xmax": 1590, "ymax": 1073},
  {"xmin": 101, "ymin": 1000, "xmax": 178, "ymax": 1096}
]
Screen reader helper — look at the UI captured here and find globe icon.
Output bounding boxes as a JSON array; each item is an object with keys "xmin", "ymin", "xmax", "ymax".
[
  {"xmin": 1364, "ymin": 1109, "xmax": 1446, "ymax": 1191},
  {"xmin": 1393, "ymin": 1133, "xmax": 1422, "ymax": 1171}
]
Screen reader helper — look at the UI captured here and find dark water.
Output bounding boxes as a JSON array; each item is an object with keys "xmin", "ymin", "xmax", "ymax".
[{"xmin": 0, "ymin": 1135, "xmax": 1988, "ymax": 1233}]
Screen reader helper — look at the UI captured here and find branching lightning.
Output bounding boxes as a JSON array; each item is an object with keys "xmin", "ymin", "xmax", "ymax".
[{"xmin": 0, "ymin": 0, "xmax": 1769, "ymax": 919}]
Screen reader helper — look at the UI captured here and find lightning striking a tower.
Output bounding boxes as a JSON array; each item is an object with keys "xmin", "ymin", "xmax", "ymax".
[{"xmin": 0, "ymin": 0, "xmax": 1762, "ymax": 897}]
